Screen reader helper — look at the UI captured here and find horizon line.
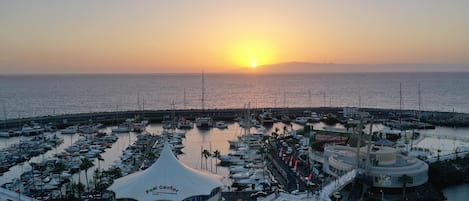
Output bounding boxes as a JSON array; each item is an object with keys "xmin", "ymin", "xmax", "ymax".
[{"xmin": 2, "ymin": 71, "xmax": 469, "ymax": 76}]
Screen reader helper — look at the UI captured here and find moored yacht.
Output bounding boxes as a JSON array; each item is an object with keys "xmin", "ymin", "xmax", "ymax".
[
  {"xmin": 196, "ymin": 116, "xmax": 213, "ymax": 129},
  {"xmin": 215, "ymin": 121, "xmax": 228, "ymax": 129},
  {"xmin": 177, "ymin": 118, "xmax": 193, "ymax": 129},
  {"xmin": 259, "ymin": 109, "xmax": 274, "ymax": 125},
  {"xmin": 61, "ymin": 125, "xmax": 78, "ymax": 134},
  {"xmin": 21, "ymin": 123, "xmax": 44, "ymax": 136},
  {"xmin": 112, "ymin": 122, "xmax": 131, "ymax": 133},
  {"xmin": 0, "ymin": 131, "xmax": 11, "ymax": 138},
  {"xmin": 293, "ymin": 117, "xmax": 309, "ymax": 125}
]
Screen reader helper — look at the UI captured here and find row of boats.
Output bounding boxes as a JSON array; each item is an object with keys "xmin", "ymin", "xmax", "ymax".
[
  {"xmin": 0, "ymin": 117, "xmax": 149, "ymax": 138},
  {"xmin": 219, "ymin": 121, "xmax": 276, "ymax": 191},
  {"xmin": 111, "ymin": 130, "xmax": 186, "ymax": 177},
  {"xmin": 1, "ymin": 131, "xmax": 120, "ymax": 200},
  {"xmin": 0, "ymin": 135, "xmax": 64, "ymax": 174},
  {"xmin": 163, "ymin": 116, "xmax": 229, "ymax": 130},
  {"xmin": 0, "ymin": 122, "xmax": 58, "ymax": 138},
  {"xmin": 59, "ymin": 119, "xmax": 148, "ymax": 135}
]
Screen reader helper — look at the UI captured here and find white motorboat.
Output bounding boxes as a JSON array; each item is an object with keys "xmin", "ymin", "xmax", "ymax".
[
  {"xmin": 0, "ymin": 131, "xmax": 11, "ymax": 138},
  {"xmin": 162, "ymin": 115, "xmax": 176, "ymax": 129},
  {"xmin": 228, "ymin": 140, "xmax": 247, "ymax": 148},
  {"xmin": 215, "ymin": 121, "xmax": 228, "ymax": 129},
  {"xmin": 173, "ymin": 144, "xmax": 184, "ymax": 150},
  {"xmin": 259, "ymin": 110, "xmax": 274, "ymax": 125},
  {"xmin": 60, "ymin": 172, "xmax": 72, "ymax": 179},
  {"xmin": 177, "ymin": 118, "xmax": 193, "ymax": 129},
  {"xmin": 310, "ymin": 112, "xmax": 321, "ymax": 122},
  {"xmin": 21, "ymin": 123, "xmax": 44, "ymax": 136},
  {"xmin": 231, "ymin": 169, "xmax": 254, "ymax": 179},
  {"xmin": 220, "ymin": 150, "xmax": 247, "ymax": 160},
  {"xmin": 229, "ymin": 166, "xmax": 250, "ymax": 174},
  {"xmin": 238, "ymin": 117, "xmax": 259, "ymax": 128},
  {"xmin": 61, "ymin": 125, "xmax": 78, "ymax": 134},
  {"xmin": 220, "ymin": 150, "xmax": 246, "ymax": 164},
  {"xmin": 293, "ymin": 117, "xmax": 309, "ymax": 125},
  {"xmin": 78, "ymin": 124, "xmax": 98, "ymax": 134},
  {"xmin": 196, "ymin": 117, "xmax": 213, "ymax": 128},
  {"xmin": 132, "ymin": 121, "xmax": 147, "ymax": 132},
  {"xmin": 245, "ymin": 162, "xmax": 265, "ymax": 169},
  {"xmin": 233, "ymin": 169, "xmax": 268, "ymax": 186},
  {"xmin": 112, "ymin": 123, "xmax": 131, "ymax": 133}
]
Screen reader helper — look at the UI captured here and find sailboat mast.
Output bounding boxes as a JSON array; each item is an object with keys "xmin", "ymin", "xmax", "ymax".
[
  {"xmin": 183, "ymin": 88, "xmax": 186, "ymax": 110},
  {"xmin": 359, "ymin": 94, "xmax": 362, "ymax": 108},
  {"xmin": 142, "ymin": 95, "xmax": 145, "ymax": 119},
  {"xmin": 2, "ymin": 102, "xmax": 6, "ymax": 129},
  {"xmin": 246, "ymin": 102, "xmax": 251, "ymax": 136},
  {"xmin": 400, "ymin": 83, "xmax": 403, "ymax": 111},
  {"xmin": 283, "ymin": 92, "xmax": 286, "ymax": 108},
  {"xmin": 418, "ymin": 82, "xmax": 422, "ymax": 119},
  {"xmin": 171, "ymin": 101, "xmax": 176, "ymax": 130},
  {"xmin": 323, "ymin": 91, "xmax": 326, "ymax": 107},
  {"xmin": 137, "ymin": 93, "xmax": 140, "ymax": 111},
  {"xmin": 202, "ymin": 72, "xmax": 205, "ymax": 112},
  {"xmin": 399, "ymin": 83, "xmax": 403, "ymax": 125}
]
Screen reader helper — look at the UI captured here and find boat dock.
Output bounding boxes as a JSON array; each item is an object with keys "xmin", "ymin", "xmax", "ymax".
[{"xmin": 2, "ymin": 107, "xmax": 469, "ymax": 131}]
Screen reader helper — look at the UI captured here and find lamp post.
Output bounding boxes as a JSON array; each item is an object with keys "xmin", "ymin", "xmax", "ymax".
[{"xmin": 380, "ymin": 189, "xmax": 384, "ymax": 201}]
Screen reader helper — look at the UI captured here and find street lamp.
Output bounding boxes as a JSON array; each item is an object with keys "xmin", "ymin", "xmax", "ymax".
[{"xmin": 380, "ymin": 189, "xmax": 384, "ymax": 201}]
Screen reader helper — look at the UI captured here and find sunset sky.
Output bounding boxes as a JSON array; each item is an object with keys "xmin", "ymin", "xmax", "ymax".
[{"xmin": 1, "ymin": 0, "xmax": 469, "ymax": 74}]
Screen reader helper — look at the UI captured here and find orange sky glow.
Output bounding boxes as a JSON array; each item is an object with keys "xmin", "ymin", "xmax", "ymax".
[{"xmin": 1, "ymin": 1, "xmax": 468, "ymax": 74}]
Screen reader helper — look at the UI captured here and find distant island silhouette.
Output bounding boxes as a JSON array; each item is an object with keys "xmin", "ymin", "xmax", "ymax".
[{"xmin": 230, "ymin": 62, "xmax": 469, "ymax": 74}]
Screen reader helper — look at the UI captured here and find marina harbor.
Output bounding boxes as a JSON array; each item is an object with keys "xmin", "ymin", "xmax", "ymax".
[
  {"xmin": 2, "ymin": 1, "xmax": 469, "ymax": 200},
  {"xmin": 0, "ymin": 107, "xmax": 468, "ymax": 201}
]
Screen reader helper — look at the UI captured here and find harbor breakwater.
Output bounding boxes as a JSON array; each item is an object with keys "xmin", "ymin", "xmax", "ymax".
[{"xmin": 2, "ymin": 107, "xmax": 469, "ymax": 131}]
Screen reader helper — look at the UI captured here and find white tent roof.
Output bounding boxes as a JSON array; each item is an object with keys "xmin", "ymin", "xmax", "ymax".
[{"xmin": 108, "ymin": 143, "xmax": 223, "ymax": 201}]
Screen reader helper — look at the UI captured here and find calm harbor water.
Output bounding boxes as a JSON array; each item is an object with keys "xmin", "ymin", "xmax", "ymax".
[{"xmin": 1, "ymin": 73, "xmax": 469, "ymax": 119}]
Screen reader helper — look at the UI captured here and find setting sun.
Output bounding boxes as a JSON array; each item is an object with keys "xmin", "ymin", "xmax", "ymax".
[
  {"xmin": 250, "ymin": 60, "xmax": 257, "ymax": 68},
  {"xmin": 228, "ymin": 39, "xmax": 277, "ymax": 69}
]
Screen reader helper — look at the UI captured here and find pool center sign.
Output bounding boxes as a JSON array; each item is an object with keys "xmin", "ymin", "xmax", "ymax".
[{"xmin": 145, "ymin": 184, "xmax": 179, "ymax": 195}]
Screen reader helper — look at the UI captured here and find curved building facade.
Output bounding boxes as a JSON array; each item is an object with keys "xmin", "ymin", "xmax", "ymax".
[{"xmin": 323, "ymin": 144, "xmax": 428, "ymax": 188}]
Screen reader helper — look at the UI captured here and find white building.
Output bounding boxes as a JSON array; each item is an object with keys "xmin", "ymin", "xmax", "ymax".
[
  {"xmin": 108, "ymin": 143, "xmax": 223, "ymax": 201},
  {"xmin": 321, "ymin": 144, "xmax": 428, "ymax": 188}
]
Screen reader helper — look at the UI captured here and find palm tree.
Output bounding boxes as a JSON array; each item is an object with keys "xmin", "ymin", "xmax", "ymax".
[
  {"xmin": 97, "ymin": 155, "xmax": 104, "ymax": 170},
  {"xmin": 272, "ymin": 132, "xmax": 278, "ymax": 139},
  {"xmin": 93, "ymin": 169, "xmax": 100, "ymax": 191},
  {"xmin": 212, "ymin": 150, "xmax": 221, "ymax": 173},
  {"xmin": 272, "ymin": 127, "xmax": 280, "ymax": 139},
  {"xmin": 202, "ymin": 149, "xmax": 211, "ymax": 170},
  {"xmin": 80, "ymin": 158, "xmax": 94, "ymax": 193},
  {"xmin": 399, "ymin": 174, "xmax": 412, "ymax": 200},
  {"xmin": 74, "ymin": 182, "xmax": 85, "ymax": 199},
  {"xmin": 96, "ymin": 155, "xmax": 104, "ymax": 190}
]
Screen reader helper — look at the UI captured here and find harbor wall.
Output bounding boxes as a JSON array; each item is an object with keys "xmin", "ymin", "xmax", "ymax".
[{"xmin": 1, "ymin": 107, "xmax": 469, "ymax": 130}]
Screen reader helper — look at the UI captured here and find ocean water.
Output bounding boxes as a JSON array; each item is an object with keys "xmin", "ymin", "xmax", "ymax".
[{"xmin": 0, "ymin": 72, "xmax": 469, "ymax": 119}]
